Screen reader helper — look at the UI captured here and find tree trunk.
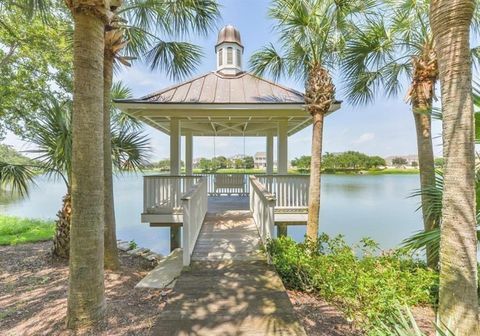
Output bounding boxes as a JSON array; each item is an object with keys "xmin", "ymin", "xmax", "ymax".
[
  {"xmin": 412, "ymin": 106, "xmax": 437, "ymax": 268},
  {"xmin": 103, "ymin": 52, "xmax": 119, "ymax": 270},
  {"xmin": 430, "ymin": 0, "xmax": 479, "ymax": 334},
  {"xmin": 52, "ymin": 193, "xmax": 71, "ymax": 258},
  {"xmin": 66, "ymin": 8, "xmax": 106, "ymax": 329},
  {"xmin": 410, "ymin": 49, "xmax": 439, "ymax": 268},
  {"xmin": 306, "ymin": 111, "xmax": 324, "ymax": 240},
  {"xmin": 304, "ymin": 65, "xmax": 334, "ymax": 241}
]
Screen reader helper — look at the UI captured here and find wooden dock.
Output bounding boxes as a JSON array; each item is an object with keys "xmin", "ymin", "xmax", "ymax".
[{"xmin": 152, "ymin": 206, "xmax": 307, "ymax": 336}]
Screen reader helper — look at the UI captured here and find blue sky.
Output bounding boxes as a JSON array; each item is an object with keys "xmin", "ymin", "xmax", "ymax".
[{"xmin": 5, "ymin": 0, "xmax": 443, "ymax": 161}]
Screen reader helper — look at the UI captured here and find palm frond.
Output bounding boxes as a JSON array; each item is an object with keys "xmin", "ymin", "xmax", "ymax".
[
  {"xmin": 249, "ymin": 44, "xmax": 286, "ymax": 82},
  {"xmin": 111, "ymin": 127, "xmax": 150, "ymax": 171},
  {"xmin": 123, "ymin": 0, "xmax": 219, "ymax": 37},
  {"xmin": 26, "ymin": 99, "xmax": 72, "ymax": 177},
  {"xmin": 0, "ymin": 162, "xmax": 36, "ymax": 197},
  {"xmin": 110, "ymin": 81, "xmax": 142, "ymax": 130},
  {"xmin": 145, "ymin": 40, "xmax": 203, "ymax": 80}
]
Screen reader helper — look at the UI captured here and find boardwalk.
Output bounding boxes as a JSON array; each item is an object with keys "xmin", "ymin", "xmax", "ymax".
[{"xmin": 152, "ymin": 198, "xmax": 306, "ymax": 336}]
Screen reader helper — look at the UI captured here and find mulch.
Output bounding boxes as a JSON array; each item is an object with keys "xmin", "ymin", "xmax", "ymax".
[{"xmin": 0, "ymin": 241, "xmax": 168, "ymax": 336}]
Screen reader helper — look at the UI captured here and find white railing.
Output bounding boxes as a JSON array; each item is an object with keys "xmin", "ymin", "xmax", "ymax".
[
  {"xmin": 182, "ymin": 177, "xmax": 208, "ymax": 266},
  {"xmin": 143, "ymin": 175, "xmax": 203, "ymax": 214},
  {"xmin": 256, "ymin": 175, "xmax": 309, "ymax": 211},
  {"xmin": 249, "ymin": 176, "xmax": 276, "ymax": 244}
]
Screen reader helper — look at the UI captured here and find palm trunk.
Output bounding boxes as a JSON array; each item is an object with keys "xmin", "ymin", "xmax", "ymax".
[
  {"xmin": 430, "ymin": 0, "xmax": 479, "ymax": 334},
  {"xmin": 306, "ymin": 111, "xmax": 324, "ymax": 240},
  {"xmin": 305, "ymin": 65, "xmax": 335, "ymax": 241},
  {"xmin": 66, "ymin": 9, "xmax": 106, "ymax": 329},
  {"xmin": 412, "ymin": 104, "xmax": 437, "ymax": 268},
  {"xmin": 52, "ymin": 193, "xmax": 71, "ymax": 258},
  {"xmin": 103, "ymin": 51, "xmax": 119, "ymax": 270},
  {"xmin": 410, "ymin": 52, "xmax": 439, "ymax": 268}
]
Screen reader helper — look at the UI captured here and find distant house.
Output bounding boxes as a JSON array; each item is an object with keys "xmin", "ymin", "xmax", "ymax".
[{"xmin": 254, "ymin": 152, "xmax": 267, "ymax": 169}]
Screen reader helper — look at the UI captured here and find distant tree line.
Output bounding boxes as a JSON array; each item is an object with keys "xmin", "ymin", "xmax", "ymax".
[
  {"xmin": 291, "ymin": 151, "xmax": 386, "ymax": 172},
  {"xmin": 145, "ymin": 156, "xmax": 256, "ymax": 172},
  {"xmin": 198, "ymin": 156, "xmax": 254, "ymax": 172}
]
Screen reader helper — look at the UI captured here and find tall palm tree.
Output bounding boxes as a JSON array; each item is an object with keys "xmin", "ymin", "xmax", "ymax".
[
  {"xmin": 342, "ymin": 0, "xmax": 443, "ymax": 268},
  {"xmin": 430, "ymin": 0, "xmax": 479, "ymax": 334},
  {"xmin": 0, "ymin": 86, "xmax": 148, "ymax": 257},
  {"xmin": 101, "ymin": 0, "xmax": 219, "ymax": 269},
  {"xmin": 250, "ymin": 0, "xmax": 375, "ymax": 240},
  {"xmin": 62, "ymin": 0, "xmax": 114, "ymax": 328},
  {"xmin": 343, "ymin": 0, "xmax": 480, "ymax": 268}
]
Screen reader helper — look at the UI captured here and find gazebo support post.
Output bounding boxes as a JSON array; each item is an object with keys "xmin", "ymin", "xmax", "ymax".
[
  {"xmin": 266, "ymin": 131, "xmax": 274, "ymax": 175},
  {"xmin": 170, "ymin": 118, "xmax": 181, "ymax": 175},
  {"xmin": 185, "ymin": 132, "xmax": 193, "ymax": 175},
  {"xmin": 277, "ymin": 120, "xmax": 288, "ymax": 174}
]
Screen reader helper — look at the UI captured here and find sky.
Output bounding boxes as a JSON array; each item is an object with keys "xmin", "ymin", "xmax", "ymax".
[{"xmin": 4, "ymin": 0, "xmax": 443, "ymax": 162}]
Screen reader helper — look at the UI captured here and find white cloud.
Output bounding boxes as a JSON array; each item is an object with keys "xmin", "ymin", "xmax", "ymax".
[{"xmin": 352, "ymin": 132, "xmax": 375, "ymax": 145}]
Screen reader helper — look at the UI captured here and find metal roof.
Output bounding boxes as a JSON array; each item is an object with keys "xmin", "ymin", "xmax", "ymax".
[
  {"xmin": 114, "ymin": 73, "xmax": 341, "ymax": 137},
  {"xmin": 117, "ymin": 71, "xmax": 306, "ymax": 105}
]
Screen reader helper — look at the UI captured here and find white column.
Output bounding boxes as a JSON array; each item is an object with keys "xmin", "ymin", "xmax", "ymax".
[
  {"xmin": 185, "ymin": 132, "xmax": 193, "ymax": 175},
  {"xmin": 266, "ymin": 131, "xmax": 274, "ymax": 175},
  {"xmin": 170, "ymin": 118, "xmax": 181, "ymax": 175},
  {"xmin": 277, "ymin": 120, "xmax": 288, "ymax": 174}
]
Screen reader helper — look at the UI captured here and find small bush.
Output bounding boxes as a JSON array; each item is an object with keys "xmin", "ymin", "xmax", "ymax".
[{"xmin": 267, "ymin": 235, "xmax": 438, "ymax": 332}]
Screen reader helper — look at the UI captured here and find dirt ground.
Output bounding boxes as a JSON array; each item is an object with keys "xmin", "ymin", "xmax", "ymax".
[
  {"xmin": 0, "ymin": 242, "xmax": 168, "ymax": 336},
  {"xmin": 1, "ymin": 242, "xmax": 436, "ymax": 336},
  {"xmin": 288, "ymin": 291, "xmax": 436, "ymax": 336}
]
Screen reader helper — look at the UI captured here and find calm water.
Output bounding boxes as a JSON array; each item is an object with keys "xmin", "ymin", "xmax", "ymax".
[{"xmin": 0, "ymin": 174, "xmax": 422, "ymax": 256}]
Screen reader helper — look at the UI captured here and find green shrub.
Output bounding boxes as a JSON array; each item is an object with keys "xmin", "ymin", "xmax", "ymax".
[{"xmin": 267, "ymin": 235, "xmax": 438, "ymax": 332}]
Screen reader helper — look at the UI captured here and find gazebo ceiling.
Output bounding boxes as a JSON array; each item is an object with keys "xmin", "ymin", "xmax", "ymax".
[{"xmin": 115, "ymin": 71, "xmax": 341, "ymax": 137}]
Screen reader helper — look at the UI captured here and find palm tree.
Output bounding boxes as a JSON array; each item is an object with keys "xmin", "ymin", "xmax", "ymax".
[
  {"xmin": 342, "ymin": 0, "xmax": 439, "ymax": 267},
  {"xmin": 10, "ymin": 0, "xmax": 116, "ymax": 327},
  {"xmin": 343, "ymin": 0, "xmax": 480, "ymax": 268},
  {"xmin": 250, "ymin": 0, "xmax": 375, "ymax": 240},
  {"xmin": 101, "ymin": 0, "xmax": 219, "ymax": 269},
  {"xmin": 62, "ymin": 0, "xmax": 116, "ymax": 327},
  {"xmin": 0, "ymin": 85, "xmax": 148, "ymax": 256},
  {"xmin": 430, "ymin": 0, "xmax": 479, "ymax": 334}
]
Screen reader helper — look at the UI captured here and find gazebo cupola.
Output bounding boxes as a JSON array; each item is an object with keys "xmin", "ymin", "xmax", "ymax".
[{"xmin": 215, "ymin": 25, "xmax": 244, "ymax": 76}]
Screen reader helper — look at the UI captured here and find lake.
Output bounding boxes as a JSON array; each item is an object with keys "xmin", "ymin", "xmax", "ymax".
[{"xmin": 0, "ymin": 173, "xmax": 422, "ymax": 256}]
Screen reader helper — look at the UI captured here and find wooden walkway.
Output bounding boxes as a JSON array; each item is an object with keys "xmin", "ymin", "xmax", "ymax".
[{"xmin": 152, "ymin": 199, "xmax": 306, "ymax": 336}]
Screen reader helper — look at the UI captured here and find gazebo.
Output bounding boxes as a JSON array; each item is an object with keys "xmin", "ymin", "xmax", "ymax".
[
  {"xmin": 116, "ymin": 26, "xmax": 341, "ymax": 260},
  {"xmin": 115, "ymin": 25, "xmax": 341, "ymax": 176}
]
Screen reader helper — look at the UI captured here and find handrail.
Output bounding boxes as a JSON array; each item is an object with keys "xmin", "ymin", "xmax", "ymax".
[
  {"xmin": 256, "ymin": 175, "xmax": 309, "ymax": 209},
  {"xmin": 143, "ymin": 175, "xmax": 203, "ymax": 214},
  {"xmin": 182, "ymin": 177, "xmax": 208, "ymax": 266},
  {"xmin": 249, "ymin": 176, "xmax": 276, "ymax": 245}
]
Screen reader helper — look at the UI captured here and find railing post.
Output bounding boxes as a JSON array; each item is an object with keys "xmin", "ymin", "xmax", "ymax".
[{"xmin": 182, "ymin": 198, "xmax": 190, "ymax": 266}]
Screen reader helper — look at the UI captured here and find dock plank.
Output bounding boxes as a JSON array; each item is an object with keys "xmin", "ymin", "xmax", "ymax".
[{"xmin": 152, "ymin": 208, "xmax": 306, "ymax": 336}]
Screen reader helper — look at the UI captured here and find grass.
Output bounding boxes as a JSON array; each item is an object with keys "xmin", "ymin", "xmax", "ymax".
[
  {"xmin": 0, "ymin": 215, "xmax": 55, "ymax": 245},
  {"xmin": 365, "ymin": 168, "xmax": 420, "ymax": 175}
]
